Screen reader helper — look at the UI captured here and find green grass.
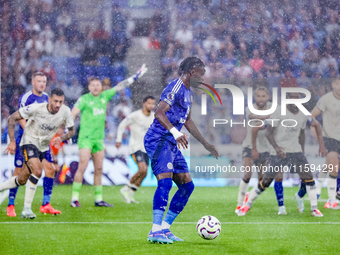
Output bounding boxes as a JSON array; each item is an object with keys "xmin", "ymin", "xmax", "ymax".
[{"xmin": 0, "ymin": 186, "xmax": 339, "ymax": 255}]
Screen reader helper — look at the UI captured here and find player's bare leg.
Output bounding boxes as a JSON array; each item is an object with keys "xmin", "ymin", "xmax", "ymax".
[
  {"xmin": 92, "ymin": 150, "xmax": 113, "ymax": 207},
  {"xmin": 324, "ymin": 152, "xmax": 340, "ymax": 209},
  {"xmin": 236, "ymin": 157, "xmax": 252, "ymax": 213},
  {"xmin": 121, "ymin": 162, "xmax": 148, "ymax": 203},
  {"xmin": 40, "ymin": 160, "xmax": 60, "ymax": 215},
  {"xmin": 71, "ymin": 148, "xmax": 91, "ymax": 207},
  {"xmin": 21, "ymin": 158, "xmax": 44, "ymax": 219}
]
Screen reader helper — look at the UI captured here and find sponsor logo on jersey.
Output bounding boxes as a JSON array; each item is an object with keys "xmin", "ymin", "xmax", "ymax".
[
  {"xmin": 41, "ymin": 124, "xmax": 57, "ymax": 131},
  {"xmin": 179, "ymin": 118, "xmax": 186, "ymax": 123},
  {"xmin": 93, "ymin": 108, "xmax": 105, "ymax": 116},
  {"xmin": 90, "ymin": 101, "xmax": 94, "ymax": 105}
]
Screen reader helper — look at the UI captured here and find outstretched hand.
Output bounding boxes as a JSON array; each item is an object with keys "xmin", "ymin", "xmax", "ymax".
[
  {"xmin": 176, "ymin": 133, "xmax": 189, "ymax": 150},
  {"xmin": 134, "ymin": 64, "xmax": 148, "ymax": 80},
  {"xmin": 204, "ymin": 144, "xmax": 219, "ymax": 159}
]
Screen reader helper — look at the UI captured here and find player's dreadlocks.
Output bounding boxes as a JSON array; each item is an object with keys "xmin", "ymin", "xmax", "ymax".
[{"xmin": 179, "ymin": 56, "xmax": 205, "ymax": 75}]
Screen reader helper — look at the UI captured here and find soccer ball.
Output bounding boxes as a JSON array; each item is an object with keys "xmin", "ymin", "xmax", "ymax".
[{"xmin": 196, "ymin": 215, "xmax": 221, "ymax": 240}]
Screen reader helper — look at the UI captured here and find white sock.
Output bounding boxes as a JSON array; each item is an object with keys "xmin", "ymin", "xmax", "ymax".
[
  {"xmin": 237, "ymin": 179, "xmax": 249, "ymax": 206},
  {"xmin": 306, "ymin": 184, "xmax": 318, "ymax": 211},
  {"xmin": 327, "ymin": 176, "xmax": 337, "ymax": 203},
  {"xmin": 316, "ymin": 171, "xmax": 328, "ymax": 195},
  {"xmin": 151, "ymin": 224, "xmax": 162, "ymax": 232},
  {"xmin": 161, "ymin": 221, "xmax": 171, "ymax": 230},
  {"xmin": 127, "ymin": 182, "xmax": 138, "ymax": 193},
  {"xmin": 246, "ymin": 184, "xmax": 263, "ymax": 206},
  {"xmin": 0, "ymin": 176, "xmax": 19, "ymax": 191},
  {"xmin": 24, "ymin": 175, "xmax": 39, "ymax": 209}
]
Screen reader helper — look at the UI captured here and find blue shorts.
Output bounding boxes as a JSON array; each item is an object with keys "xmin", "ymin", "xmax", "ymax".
[
  {"xmin": 144, "ymin": 136, "xmax": 188, "ymax": 177},
  {"xmin": 14, "ymin": 136, "xmax": 53, "ymax": 167}
]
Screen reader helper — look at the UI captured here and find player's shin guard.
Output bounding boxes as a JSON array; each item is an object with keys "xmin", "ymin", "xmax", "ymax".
[
  {"xmin": 237, "ymin": 179, "xmax": 249, "ymax": 206},
  {"xmin": 247, "ymin": 181, "xmax": 267, "ymax": 206},
  {"xmin": 327, "ymin": 175, "xmax": 337, "ymax": 203},
  {"xmin": 8, "ymin": 187, "xmax": 19, "ymax": 206},
  {"xmin": 316, "ymin": 171, "xmax": 327, "ymax": 196},
  {"xmin": 297, "ymin": 182, "xmax": 307, "ymax": 198},
  {"xmin": 274, "ymin": 181, "xmax": 284, "ymax": 207},
  {"xmin": 0, "ymin": 176, "xmax": 19, "ymax": 191},
  {"xmin": 152, "ymin": 178, "xmax": 172, "ymax": 232},
  {"xmin": 162, "ymin": 181, "xmax": 195, "ymax": 229},
  {"xmin": 42, "ymin": 177, "xmax": 54, "ymax": 206},
  {"xmin": 305, "ymin": 180, "xmax": 317, "ymax": 211},
  {"xmin": 24, "ymin": 175, "xmax": 39, "ymax": 209}
]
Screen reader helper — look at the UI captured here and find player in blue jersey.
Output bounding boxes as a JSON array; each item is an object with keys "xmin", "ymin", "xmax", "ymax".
[
  {"xmin": 6, "ymin": 72, "xmax": 61, "ymax": 217},
  {"xmin": 144, "ymin": 57, "xmax": 219, "ymax": 244}
]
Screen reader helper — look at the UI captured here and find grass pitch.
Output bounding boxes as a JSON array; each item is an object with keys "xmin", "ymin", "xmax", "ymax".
[{"xmin": 0, "ymin": 185, "xmax": 339, "ymax": 255}]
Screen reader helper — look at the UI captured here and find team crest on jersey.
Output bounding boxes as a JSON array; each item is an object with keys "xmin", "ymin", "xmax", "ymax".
[
  {"xmin": 101, "ymin": 99, "xmax": 106, "ymax": 104},
  {"xmin": 28, "ymin": 150, "xmax": 34, "ymax": 157},
  {"xmin": 16, "ymin": 160, "xmax": 22, "ymax": 166},
  {"xmin": 167, "ymin": 162, "xmax": 173, "ymax": 169},
  {"xmin": 137, "ymin": 155, "xmax": 142, "ymax": 161},
  {"xmin": 167, "ymin": 92, "xmax": 175, "ymax": 101}
]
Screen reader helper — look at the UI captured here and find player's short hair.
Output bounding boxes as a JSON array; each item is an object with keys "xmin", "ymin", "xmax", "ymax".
[
  {"xmin": 32, "ymin": 72, "xmax": 46, "ymax": 79},
  {"xmin": 179, "ymin": 57, "xmax": 205, "ymax": 75},
  {"xmin": 87, "ymin": 77, "xmax": 102, "ymax": 86},
  {"xmin": 255, "ymin": 86, "xmax": 269, "ymax": 95},
  {"xmin": 51, "ymin": 88, "xmax": 64, "ymax": 97},
  {"xmin": 143, "ymin": 96, "xmax": 155, "ymax": 103}
]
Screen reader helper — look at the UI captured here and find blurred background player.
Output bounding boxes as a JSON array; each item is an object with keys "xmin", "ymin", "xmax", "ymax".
[
  {"xmin": 238, "ymin": 93, "xmax": 326, "ymax": 217},
  {"xmin": 6, "ymin": 72, "xmax": 61, "ymax": 217},
  {"xmin": 50, "ymin": 126, "xmax": 66, "ymax": 170},
  {"xmin": 2, "ymin": 88, "xmax": 74, "ymax": 219},
  {"xmin": 236, "ymin": 86, "xmax": 287, "ymax": 214},
  {"xmin": 70, "ymin": 64, "xmax": 148, "ymax": 207},
  {"xmin": 311, "ymin": 78, "xmax": 340, "ymax": 209},
  {"xmin": 117, "ymin": 96, "xmax": 155, "ymax": 204},
  {"xmin": 144, "ymin": 57, "xmax": 219, "ymax": 244}
]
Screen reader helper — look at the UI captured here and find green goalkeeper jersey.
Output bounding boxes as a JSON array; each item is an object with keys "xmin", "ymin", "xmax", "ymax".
[{"xmin": 75, "ymin": 88, "xmax": 116, "ymax": 141}]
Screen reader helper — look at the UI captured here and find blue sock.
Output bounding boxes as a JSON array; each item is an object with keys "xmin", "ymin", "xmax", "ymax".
[
  {"xmin": 153, "ymin": 178, "xmax": 172, "ymax": 227},
  {"xmin": 337, "ymin": 178, "xmax": 340, "ymax": 193},
  {"xmin": 42, "ymin": 177, "xmax": 54, "ymax": 206},
  {"xmin": 164, "ymin": 181, "xmax": 195, "ymax": 227},
  {"xmin": 274, "ymin": 181, "xmax": 284, "ymax": 207},
  {"xmin": 8, "ymin": 187, "xmax": 19, "ymax": 206},
  {"xmin": 298, "ymin": 182, "xmax": 307, "ymax": 198}
]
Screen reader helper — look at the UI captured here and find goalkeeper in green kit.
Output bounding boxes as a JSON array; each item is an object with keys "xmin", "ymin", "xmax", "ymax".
[{"xmin": 70, "ymin": 64, "xmax": 148, "ymax": 207}]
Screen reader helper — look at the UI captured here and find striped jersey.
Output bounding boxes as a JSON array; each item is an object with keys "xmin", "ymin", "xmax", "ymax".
[{"xmin": 146, "ymin": 78, "xmax": 191, "ymax": 144}]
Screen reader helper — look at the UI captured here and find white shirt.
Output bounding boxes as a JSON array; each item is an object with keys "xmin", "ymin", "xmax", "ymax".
[
  {"xmin": 316, "ymin": 91, "xmax": 340, "ymax": 141},
  {"xmin": 19, "ymin": 103, "xmax": 74, "ymax": 152},
  {"xmin": 242, "ymin": 102, "xmax": 272, "ymax": 153},
  {"xmin": 268, "ymin": 106, "xmax": 313, "ymax": 155},
  {"xmin": 116, "ymin": 109, "xmax": 155, "ymax": 154}
]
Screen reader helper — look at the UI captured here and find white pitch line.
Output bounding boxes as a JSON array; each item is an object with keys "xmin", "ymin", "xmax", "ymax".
[{"xmin": 1, "ymin": 222, "xmax": 340, "ymax": 225}]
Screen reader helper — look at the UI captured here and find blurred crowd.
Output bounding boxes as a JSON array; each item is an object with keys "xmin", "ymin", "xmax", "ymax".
[{"xmin": 1, "ymin": 1, "xmax": 133, "ymax": 144}]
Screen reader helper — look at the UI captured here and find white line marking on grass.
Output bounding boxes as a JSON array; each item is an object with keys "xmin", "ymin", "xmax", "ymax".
[{"xmin": 1, "ymin": 222, "xmax": 340, "ymax": 225}]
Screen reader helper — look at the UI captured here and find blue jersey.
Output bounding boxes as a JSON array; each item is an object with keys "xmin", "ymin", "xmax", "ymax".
[
  {"xmin": 147, "ymin": 78, "xmax": 191, "ymax": 144},
  {"xmin": 17, "ymin": 91, "xmax": 49, "ymax": 141}
]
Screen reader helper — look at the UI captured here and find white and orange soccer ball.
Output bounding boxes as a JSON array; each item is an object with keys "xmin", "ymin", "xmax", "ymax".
[{"xmin": 196, "ymin": 215, "xmax": 221, "ymax": 240}]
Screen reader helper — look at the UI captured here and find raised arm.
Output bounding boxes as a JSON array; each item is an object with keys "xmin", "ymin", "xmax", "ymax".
[{"xmin": 184, "ymin": 111, "xmax": 219, "ymax": 159}]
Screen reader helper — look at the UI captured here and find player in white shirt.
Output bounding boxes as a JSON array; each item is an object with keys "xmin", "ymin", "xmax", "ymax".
[
  {"xmin": 238, "ymin": 93, "xmax": 327, "ymax": 217},
  {"xmin": 236, "ymin": 87, "xmax": 278, "ymax": 213},
  {"xmin": 311, "ymin": 78, "xmax": 340, "ymax": 208},
  {"xmin": 1, "ymin": 88, "xmax": 74, "ymax": 219},
  {"xmin": 117, "ymin": 96, "xmax": 156, "ymax": 203}
]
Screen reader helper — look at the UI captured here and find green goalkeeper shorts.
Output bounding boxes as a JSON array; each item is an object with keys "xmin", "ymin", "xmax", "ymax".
[{"xmin": 78, "ymin": 138, "xmax": 105, "ymax": 154}]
